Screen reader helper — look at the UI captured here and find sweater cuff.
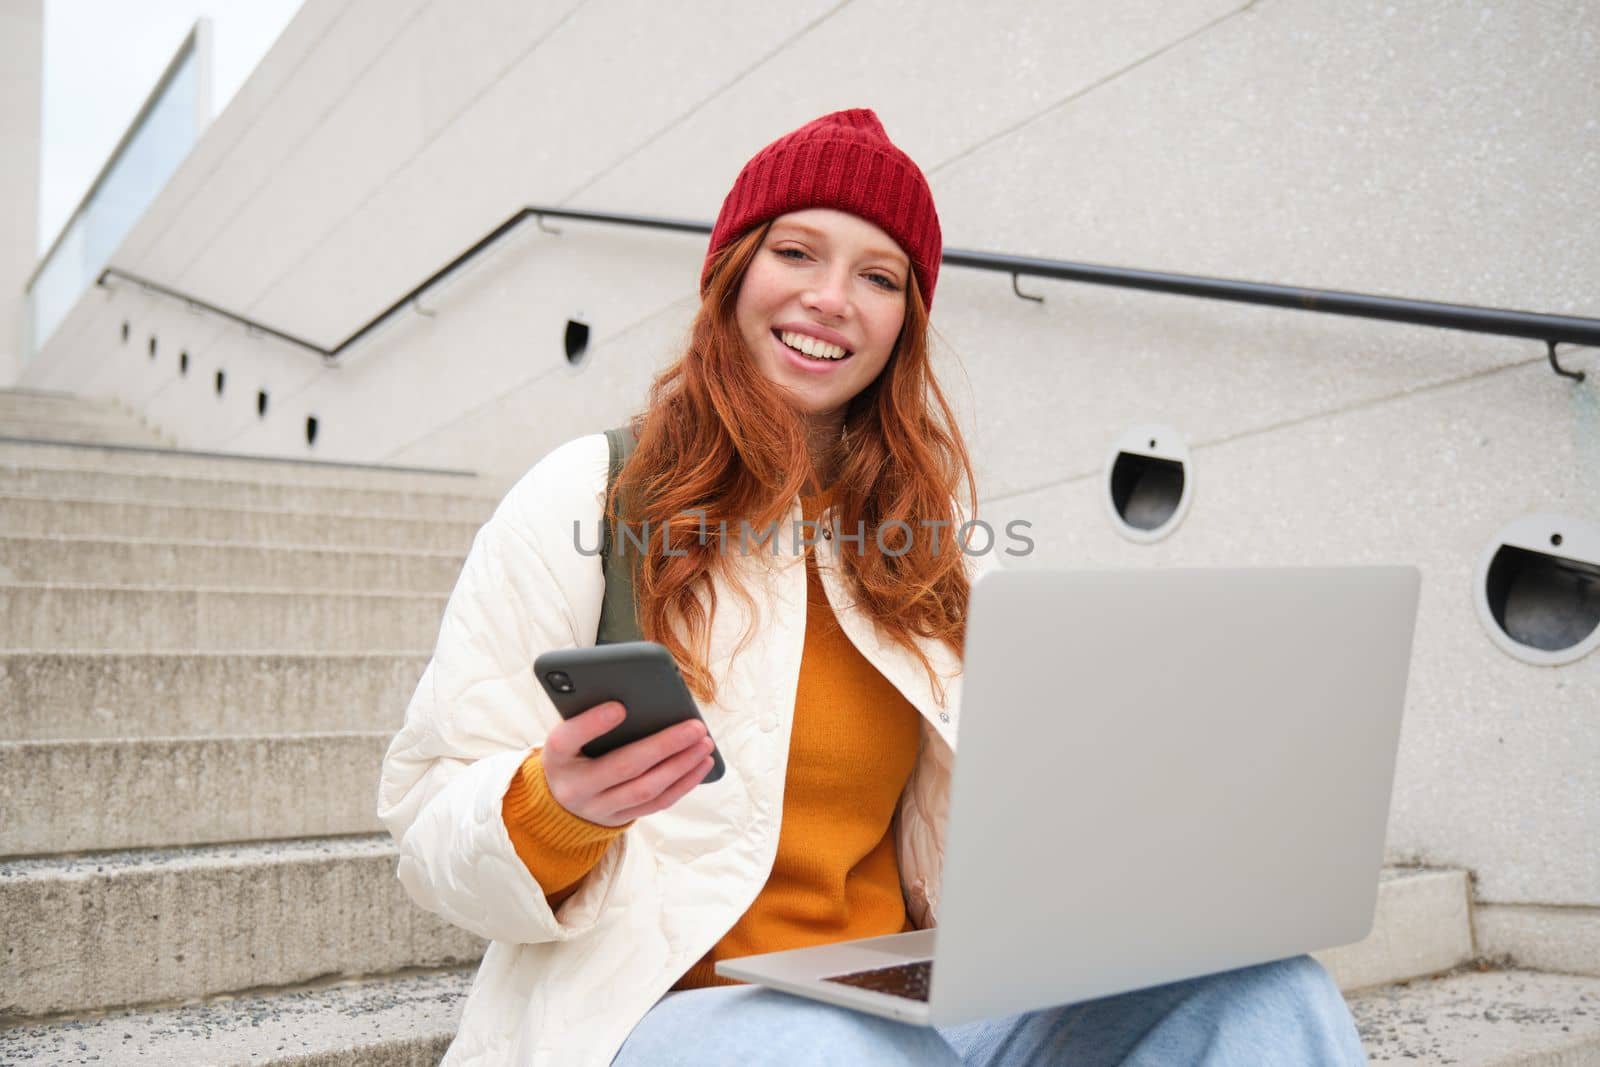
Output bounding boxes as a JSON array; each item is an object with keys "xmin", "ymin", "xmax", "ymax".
[{"xmin": 503, "ymin": 750, "xmax": 628, "ymax": 901}]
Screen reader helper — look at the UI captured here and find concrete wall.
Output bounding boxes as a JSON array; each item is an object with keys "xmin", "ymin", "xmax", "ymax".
[
  {"xmin": 18, "ymin": 0, "xmax": 1600, "ymax": 969},
  {"xmin": 0, "ymin": 0, "xmax": 42, "ymax": 387}
]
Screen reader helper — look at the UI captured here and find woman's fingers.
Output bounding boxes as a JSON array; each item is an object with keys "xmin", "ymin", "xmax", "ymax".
[
  {"xmin": 542, "ymin": 701, "xmax": 625, "ymax": 762},
  {"xmin": 542, "ymin": 701, "xmax": 627, "ymax": 817},
  {"xmin": 588, "ymin": 718, "xmax": 707, "ymax": 785},
  {"xmin": 541, "ymin": 702, "xmax": 714, "ymax": 824},
  {"xmin": 598, "ymin": 738, "xmax": 716, "ymax": 822},
  {"xmin": 611, "ymin": 755, "xmax": 715, "ymax": 823}
]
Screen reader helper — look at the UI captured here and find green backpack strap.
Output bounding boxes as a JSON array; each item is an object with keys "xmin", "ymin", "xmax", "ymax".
[{"xmin": 596, "ymin": 425, "xmax": 644, "ymax": 645}]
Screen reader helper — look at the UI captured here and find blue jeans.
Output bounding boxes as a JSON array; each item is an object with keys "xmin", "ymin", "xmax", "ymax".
[{"xmin": 612, "ymin": 955, "xmax": 1366, "ymax": 1065}]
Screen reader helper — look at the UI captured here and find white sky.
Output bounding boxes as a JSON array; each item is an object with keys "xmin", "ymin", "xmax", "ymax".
[{"xmin": 38, "ymin": 0, "xmax": 305, "ymax": 255}]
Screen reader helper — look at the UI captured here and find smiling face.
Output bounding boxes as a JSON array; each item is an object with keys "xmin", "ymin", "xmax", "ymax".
[{"xmin": 734, "ymin": 208, "xmax": 910, "ymax": 427}]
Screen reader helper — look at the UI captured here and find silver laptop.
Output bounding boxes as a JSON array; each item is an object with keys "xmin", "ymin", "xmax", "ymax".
[{"xmin": 716, "ymin": 566, "xmax": 1421, "ymax": 1026}]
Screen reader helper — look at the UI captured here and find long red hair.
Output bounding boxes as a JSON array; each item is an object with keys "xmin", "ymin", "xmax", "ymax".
[{"xmin": 608, "ymin": 223, "xmax": 977, "ymax": 702}]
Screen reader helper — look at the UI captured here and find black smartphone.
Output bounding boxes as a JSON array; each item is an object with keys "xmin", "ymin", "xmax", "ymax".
[{"xmin": 533, "ymin": 641, "xmax": 725, "ymax": 783}]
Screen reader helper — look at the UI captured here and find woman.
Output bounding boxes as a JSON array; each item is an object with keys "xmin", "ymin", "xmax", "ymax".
[{"xmin": 378, "ymin": 109, "xmax": 1366, "ymax": 1066}]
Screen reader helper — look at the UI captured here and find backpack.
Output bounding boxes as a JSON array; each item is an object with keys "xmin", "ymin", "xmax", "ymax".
[{"xmin": 596, "ymin": 425, "xmax": 644, "ymax": 645}]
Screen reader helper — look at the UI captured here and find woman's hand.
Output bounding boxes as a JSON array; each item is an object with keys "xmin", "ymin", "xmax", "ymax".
[{"xmin": 541, "ymin": 702, "xmax": 716, "ymax": 827}]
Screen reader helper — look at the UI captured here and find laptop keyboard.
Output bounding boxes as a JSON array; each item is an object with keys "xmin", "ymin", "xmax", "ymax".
[{"xmin": 822, "ymin": 959, "xmax": 934, "ymax": 1002}]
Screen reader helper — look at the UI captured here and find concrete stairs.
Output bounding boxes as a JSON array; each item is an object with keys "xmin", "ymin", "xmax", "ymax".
[
  {"xmin": 1, "ymin": 388, "xmax": 1596, "ymax": 1064},
  {"xmin": 0, "ymin": 389, "xmax": 489, "ymax": 1062},
  {"xmin": 0, "ymin": 390, "xmax": 174, "ymax": 450}
]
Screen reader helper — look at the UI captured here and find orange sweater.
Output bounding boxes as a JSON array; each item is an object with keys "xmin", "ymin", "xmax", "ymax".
[{"xmin": 501, "ymin": 488, "xmax": 924, "ymax": 988}]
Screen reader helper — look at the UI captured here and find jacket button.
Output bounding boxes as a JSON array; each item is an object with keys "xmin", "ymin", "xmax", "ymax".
[
  {"xmin": 822, "ymin": 527, "xmax": 832, "ymax": 540},
  {"xmin": 939, "ymin": 712, "xmax": 950, "ymax": 723}
]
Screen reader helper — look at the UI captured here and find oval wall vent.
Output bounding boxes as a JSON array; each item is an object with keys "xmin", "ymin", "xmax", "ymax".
[
  {"xmin": 1104, "ymin": 424, "xmax": 1193, "ymax": 543},
  {"xmin": 1475, "ymin": 512, "xmax": 1600, "ymax": 666}
]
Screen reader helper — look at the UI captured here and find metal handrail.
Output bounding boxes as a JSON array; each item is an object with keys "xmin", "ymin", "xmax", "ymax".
[{"xmin": 96, "ymin": 204, "xmax": 1596, "ymax": 380}]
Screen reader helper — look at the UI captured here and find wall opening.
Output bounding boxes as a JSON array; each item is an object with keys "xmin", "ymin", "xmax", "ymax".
[
  {"xmin": 257, "ymin": 390, "xmax": 269, "ymax": 417},
  {"xmin": 215, "ymin": 370, "xmax": 225, "ymax": 396},
  {"xmin": 565, "ymin": 320, "xmax": 590, "ymax": 365},
  {"xmin": 1110, "ymin": 453, "xmax": 1184, "ymax": 530},
  {"xmin": 1485, "ymin": 547, "xmax": 1600, "ymax": 652},
  {"xmin": 1104, "ymin": 425, "xmax": 1193, "ymax": 543},
  {"xmin": 1476, "ymin": 513, "xmax": 1600, "ymax": 666},
  {"xmin": 306, "ymin": 416, "xmax": 319, "ymax": 446}
]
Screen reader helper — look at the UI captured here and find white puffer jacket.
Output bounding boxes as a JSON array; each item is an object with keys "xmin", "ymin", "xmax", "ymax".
[{"xmin": 378, "ymin": 433, "xmax": 982, "ymax": 1066}]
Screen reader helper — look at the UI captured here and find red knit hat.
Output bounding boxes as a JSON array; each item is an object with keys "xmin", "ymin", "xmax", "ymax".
[{"xmin": 702, "ymin": 108, "xmax": 943, "ymax": 309}]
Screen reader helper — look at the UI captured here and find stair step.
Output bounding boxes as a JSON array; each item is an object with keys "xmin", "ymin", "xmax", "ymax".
[
  {"xmin": 0, "ymin": 835, "xmax": 484, "ymax": 1017},
  {"xmin": 0, "ymin": 438, "xmax": 484, "ymax": 493},
  {"xmin": 1, "ymin": 732, "xmax": 390, "ymax": 854},
  {"xmin": 1474, "ymin": 904, "xmax": 1600, "ymax": 980},
  {"xmin": 0, "ymin": 392, "xmax": 121, "ymax": 420},
  {"xmin": 0, "ymin": 389, "xmax": 134, "ymax": 410},
  {"xmin": 0, "ymin": 464, "xmax": 497, "ymax": 520},
  {"xmin": 1348, "ymin": 967, "xmax": 1600, "ymax": 1065},
  {"xmin": 0, "ymin": 388, "xmax": 112, "ymax": 412},
  {"xmin": 0, "ymin": 424, "xmax": 171, "ymax": 448},
  {"xmin": 3, "ymin": 970, "xmax": 1596, "ymax": 1067},
  {"xmin": 1314, "ymin": 868, "xmax": 1474, "ymax": 992},
  {"xmin": 0, "ymin": 409, "xmax": 154, "ymax": 434},
  {"xmin": 0, "ymin": 848, "xmax": 1530, "ymax": 1061},
  {"xmin": 0, "ymin": 652, "xmax": 427, "ymax": 740},
  {"xmin": 0, "ymin": 534, "xmax": 464, "ymax": 591},
  {"xmin": 0, "ymin": 493, "xmax": 482, "ymax": 551},
  {"xmin": 0, "ymin": 584, "xmax": 446, "ymax": 652},
  {"xmin": 0, "ymin": 968, "xmax": 468, "ymax": 1066}
]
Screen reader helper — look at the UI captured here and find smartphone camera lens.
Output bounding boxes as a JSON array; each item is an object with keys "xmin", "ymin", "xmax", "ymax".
[{"xmin": 545, "ymin": 671, "xmax": 575, "ymax": 694}]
